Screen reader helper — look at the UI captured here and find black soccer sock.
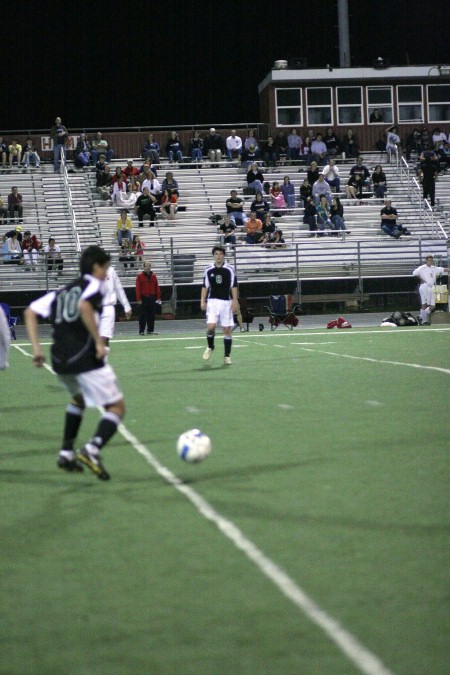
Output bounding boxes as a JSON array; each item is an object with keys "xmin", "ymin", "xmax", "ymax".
[
  {"xmin": 88, "ymin": 411, "xmax": 122, "ymax": 452},
  {"xmin": 207, "ymin": 332, "xmax": 215, "ymax": 349},
  {"xmin": 61, "ymin": 403, "xmax": 84, "ymax": 451},
  {"xmin": 224, "ymin": 336, "xmax": 232, "ymax": 357}
]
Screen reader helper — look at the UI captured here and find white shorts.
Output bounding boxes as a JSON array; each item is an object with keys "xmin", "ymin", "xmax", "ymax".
[
  {"xmin": 99, "ymin": 305, "xmax": 115, "ymax": 339},
  {"xmin": 58, "ymin": 364, "xmax": 123, "ymax": 407},
  {"xmin": 419, "ymin": 284, "xmax": 434, "ymax": 307},
  {"xmin": 206, "ymin": 298, "xmax": 234, "ymax": 327}
]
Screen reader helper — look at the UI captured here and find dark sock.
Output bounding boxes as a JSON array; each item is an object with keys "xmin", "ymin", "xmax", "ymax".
[
  {"xmin": 62, "ymin": 403, "xmax": 83, "ymax": 451},
  {"xmin": 224, "ymin": 336, "xmax": 232, "ymax": 357},
  {"xmin": 207, "ymin": 332, "xmax": 215, "ymax": 349},
  {"xmin": 89, "ymin": 411, "xmax": 121, "ymax": 451}
]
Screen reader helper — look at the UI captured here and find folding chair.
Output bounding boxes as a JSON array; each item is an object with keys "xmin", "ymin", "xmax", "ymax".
[
  {"xmin": 266, "ymin": 295, "xmax": 300, "ymax": 331},
  {"xmin": 0, "ymin": 303, "xmax": 19, "ymax": 340},
  {"xmin": 232, "ymin": 298, "xmax": 255, "ymax": 332}
]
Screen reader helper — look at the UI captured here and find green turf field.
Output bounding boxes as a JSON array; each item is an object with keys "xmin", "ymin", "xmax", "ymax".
[{"xmin": 1, "ymin": 326, "xmax": 449, "ymax": 675}]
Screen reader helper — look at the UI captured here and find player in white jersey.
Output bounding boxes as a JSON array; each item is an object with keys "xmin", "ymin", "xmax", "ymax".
[
  {"xmin": 0, "ymin": 304, "xmax": 11, "ymax": 370},
  {"xmin": 413, "ymin": 255, "xmax": 449, "ymax": 324},
  {"xmin": 99, "ymin": 266, "xmax": 132, "ymax": 347}
]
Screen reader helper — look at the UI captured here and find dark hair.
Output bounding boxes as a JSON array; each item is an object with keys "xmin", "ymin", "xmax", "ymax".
[
  {"xmin": 80, "ymin": 245, "xmax": 110, "ymax": 275},
  {"xmin": 212, "ymin": 245, "xmax": 226, "ymax": 255}
]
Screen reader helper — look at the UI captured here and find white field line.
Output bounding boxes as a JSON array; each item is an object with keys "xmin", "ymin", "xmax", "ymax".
[
  {"xmin": 13, "ymin": 341, "xmax": 394, "ymax": 675},
  {"xmin": 292, "ymin": 346, "xmax": 450, "ymax": 375}
]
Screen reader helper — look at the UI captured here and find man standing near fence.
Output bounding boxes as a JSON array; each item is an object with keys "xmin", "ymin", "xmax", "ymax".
[
  {"xmin": 135, "ymin": 261, "xmax": 161, "ymax": 335},
  {"xmin": 201, "ymin": 245, "xmax": 238, "ymax": 366}
]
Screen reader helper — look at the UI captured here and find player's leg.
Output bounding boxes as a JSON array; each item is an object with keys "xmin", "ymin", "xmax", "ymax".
[
  {"xmin": 221, "ymin": 301, "xmax": 234, "ymax": 365},
  {"xmin": 56, "ymin": 380, "xmax": 86, "ymax": 472},
  {"xmin": 203, "ymin": 321, "xmax": 216, "ymax": 361},
  {"xmin": 76, "ymin": 366, "xmax": 124, "ymax": 480}
]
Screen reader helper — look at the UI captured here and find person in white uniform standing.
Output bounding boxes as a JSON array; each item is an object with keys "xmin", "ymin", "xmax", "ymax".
[
  {"xmin": 413, "ymin": 255, "xmax": 449, "ymax": 325},
  {"xmin": 99, "ymin": 266, "xmax": 132, "ymax": 347}
]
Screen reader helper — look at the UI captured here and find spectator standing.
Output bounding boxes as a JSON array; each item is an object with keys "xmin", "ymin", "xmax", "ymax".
[
  {"xmin": 8, "ymin": 186, "xmax": 23, "ymax": 223},
  {"xmin": 132, "ymin": 234, "xmax": 145, "ymax": 262},
  {"xmin": 135, "ymin": 261, "xmax": 161, "ymax": 335},
  {"xmin": 50, "ymin": 116, "xmax": 68, "ymax": 173},
  {"xmin": 386, "ymin": 125, "xmax": 402, "ymax": 163},
  {"xmin": 418, "ymin": 155, "xmax": 438, "ymax": 207}
]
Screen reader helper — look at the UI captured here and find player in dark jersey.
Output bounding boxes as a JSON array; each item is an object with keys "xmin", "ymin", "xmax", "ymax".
[
  {"xmin": 24, "ymin": 246, "xmax": 125, "ymax": 480},
  {"xmin": 200, "ymin": 245, "xmax": 238, "ymax": 365}
]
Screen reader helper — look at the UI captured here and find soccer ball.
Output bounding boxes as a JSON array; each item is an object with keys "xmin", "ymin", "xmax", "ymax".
[{"xmin": 177, "ymin": 429, "xmax": 212, "ymax": 463}]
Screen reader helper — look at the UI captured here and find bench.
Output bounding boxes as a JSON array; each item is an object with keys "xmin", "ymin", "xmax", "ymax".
[{"xmin": 299, "ymin": 293, "xmax": 369, "ymax": 308}]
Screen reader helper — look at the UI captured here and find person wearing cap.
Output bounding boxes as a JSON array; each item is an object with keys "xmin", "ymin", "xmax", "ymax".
[
  {"xmin": 413, "ymin": 256, "xmax": 449, "ymax": 325},
  {"xmin": 123, "ymin": 160, "xmax": 140, "ymax": 182},
  {"xmin": 203, "ymin": 128, "xmax": 225, "ymax": 166},
  {"xmin": 7, "ymin": 186, "xmax": 23, "ymax": 223}
]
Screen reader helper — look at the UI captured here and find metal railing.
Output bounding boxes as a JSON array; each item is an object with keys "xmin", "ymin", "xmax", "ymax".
[
  {"xmin": 60, "ymin": 148, "xmax": 82, "ymax": 254},
  {"xmin": 400, "ymin": 156, "xmax": 448, "ymax": 239}
]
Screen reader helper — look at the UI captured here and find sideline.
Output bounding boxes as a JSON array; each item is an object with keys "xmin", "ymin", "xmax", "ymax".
[{"xmin": 13, "ymin": 342, "xmax": 395, "ymax": 675}]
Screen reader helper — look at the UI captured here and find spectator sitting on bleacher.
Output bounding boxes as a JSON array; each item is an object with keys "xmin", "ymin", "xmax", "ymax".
[
  {"xmin": 309, "ymin": 133, "xmax": 328, "ymax": 166},
  {"xmin": 287, "ymin": 129, "xmax": 302, "ymax": 161},
  {"xmin": 330, "ymin": 197, "xmax": 347, "ymax": 232},
  {"xmin": 95, "ymin": 154, "xmax": 108, "ymax": 176},
  {"xmin": 243, "ymin": 130, "xmax": 260, "ymax": 163},
  {"xmin": 322, "ymin": 159, "xmax": 341, "ymax": 192},
  {"xmin": 345, "ymin": 173, "xmax": 363, "ymax": 200},
  {"xmin": 226, "ymin": 190, "xmax": 247, "ymax": 226},
  {"xmin": 44, "ymin": 237, "xmax": 63, "ymax": 274},
  {"xmin": 244, "ymin": 211, "xmax": 263, "ymax": 244},
  {"xmin": 112, "ymin": 166, "xmax": 127, "ymax": 184},
  {"xmin": 246, "ymin": 163, "xmax": 264, "ymax": 194},
  {"xmin": 0, "ymin": 136, "xmax": 8, "ymax": 167},
  {"xmin": 324, "ymin": 128, "xmax": 340, "ymax": 156},
  {"xmin": 132, "ymin": 234, "xmax": 145, "ymax": 262},
  {"xmin": 242, "ymin": 143, "xmax": 259, "ymax": 168},
  {"xmin": 141, "ymin": 171, "xmax": 161, "ymax": 203},
  {"xmin": 303, "ymin": 196, "xmax": 317, "ymax": 235},
  {"xmin": 281, "ymin": 175, "xmax": 295, "ymax": 210},
  {"xmin": 262, "ymin": 136, "xmax": 278, "ymax": 167},
  {"xmin": 380, "ymin": 200, "xmax": 410, "ymax": 239},
  {"xmin": 128, "ymin": 175, "xmax": 141, "ymax": 195},
  {"xmin": 300, "ymin": 134, "xmax": 312, "ymax": 163},
  {"xmin": 96, "ymin": 164, "xmax": 113, "ymax": 200},
  {"xmin": 349, "ymin": 156, "xmax": 370, "ymax": 188},
  {"xmin": 307, "ymin": 160, "xmax": 319, "ymax": 187},
  {"xmin": 273, "ymin": 131, "xmax": 288, "ymax": 163},
  {"xmin": 432, "ymin": 127, "xmax": 447, "ymax": 151},
  {"xmin": 135, "ymin": 187, "xmax": 157, "ymax": 227},
  {"xmin": 405, "ymin": 128, "xmax": 422, "ymax": 161},
  {"xmin": 203, "ymin": 128, "xmax": 225, "ymax": 166},
  {"xmin": 91, "ymin": 131, "xmax": 113, "ymax": 164},
  {"xmin": 262, "ymin": 212, "xmax": 276, "ymax": 239},
  {"xmin": 119, "ymin": 238, "xmax": 135, "ymax": 269},
  {"xmin": 160, "ymin": 188, "xmax": 178, "ymax": 221},
  {"xmin": 312, "ymin": 174, "xmax": 332, "ymax": 206},
  {"xmin": 8, "ymin": 139, "xmax": 22, "ymax": 168},
  {"xmin": 316, "ymin": 196, "xmax": 336, "ymax": 236},
  {"xmin": 8, "ymin": 186, "xmax": 23, "ymax": 223},
  {"xmin": 218, "ymin": 214, "xmax": 237, "ymax": 247},
  {"xmin": 116, "ymin": 209, "xmax": 133, "ymax": 245},
  {"xmin": 270, "ymin": 181, "xmax": 286, "ymax": 216},
  {"xmin": 123, "ymin": 160, "xmax": 140, "ymax": 182},
  {"xmin": 0, "ymin": 194, "xmax": 7, "ymax": 225},
  {"xmin": 438, "ymin": 141, "xmax": 450, "ymax": 169},
  {"xmin": 142, "ymin": 133, "xmax": 160, "ymax": 164},
  {"xmin": 21, "ymin": 230, "xmax": 42, "ymax": 269},
  {"xmin": 112, "ymin": 172, "xmax": 128, "ymax": 205},
  {"xmin": 250, "ymin": 192, "xmax": 270, "ymax": 222},
  {"xmin": 2, "ymin": 230, "xmax": 23, "ymax": 263},
  {"xmin": 372, "ymin": 165, "xmax": 388, "ymax": 199},
  {"xmin": 166, "ymin": 131, "xmax": 183, "ymax": 163},
  {"xmin": 226, "ymin": 130, "xmax": 242, "ymax": 161},
  {"xmin": 74, "ymin": 133, "xmax": 91, "ymax": 168},
  {"xmin": 299, "ymin": 178, "xmax": 312, "ymax": 206},
  {"xmin": 161, "ymin": 171, "xmax": 179, "ymax": 197},
  {"xmin": 265, "ymin": 229, "xmax": 286, "ymax": 248},
  {"xmin": 342, "ymin": 128, "xmax": 359, "ymax": 158},
  {"xmin": 22, "ymin": 138, "xmax": 40, "ymax": 169},
  {"xmin": 189, "ymin": 131, "xmax": 203, "ymax": 163}
]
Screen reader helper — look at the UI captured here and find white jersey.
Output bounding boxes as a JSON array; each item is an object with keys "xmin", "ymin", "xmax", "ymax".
[
  {"xmin": 413, "ymin": 264, "xmax": 446, "ymax": 288},
  {"xmin": 0, "ymin": 305, "xmax": 10, "ymax": 370},
  {"xmin": 102, "ymin": 267, "xmax": 131, "ymax": 311}
]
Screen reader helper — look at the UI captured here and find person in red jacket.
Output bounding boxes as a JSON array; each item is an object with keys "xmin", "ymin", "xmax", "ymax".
[{"xmin": 135, "ymin": 261, "xmax": 161, "ymax": 335}]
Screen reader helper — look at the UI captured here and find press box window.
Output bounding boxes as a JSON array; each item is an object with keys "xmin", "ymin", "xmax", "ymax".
[
  {"xmin": 367, "ymin": 86, "xmax": 393, "ymax": 123},
  {"xmin": 306, "ymin": 88, "xmax": 332, "ymax": 126},
  {"xmin": 427, "ymin": 85, "xmax": 450, "ymax": 122},
  {"xmin": 397, "ymin": 85, "xmax": 423, "ymax": 122},
  {"xmin": 275, "ymin": 88, "xmax": 302, "ymax": 127},
  {"xmin": 337, "ymin": 87, "xmax": 363, "ymax": 124}
]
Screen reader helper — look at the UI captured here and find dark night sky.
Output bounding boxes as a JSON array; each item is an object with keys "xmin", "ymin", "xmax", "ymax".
[{"xmin": 2, "ymin": 0, "xmax": 448, "ymax": 132}]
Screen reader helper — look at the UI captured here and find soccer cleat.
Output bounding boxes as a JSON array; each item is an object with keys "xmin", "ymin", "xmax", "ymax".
[
  {"xmin": 224, "ymin": 356, "xmax": 232, "ymax": 365},
  {"xmin": 203, "ymin": 347, "xmax": 213, "ymax": 361},
  {"xmin": 79, "ymin": 445, "xmax": 110, "ymax": 480},
  {"xmin": 57, "ymin": 454, "xmax": 84, "ymax": 473}
]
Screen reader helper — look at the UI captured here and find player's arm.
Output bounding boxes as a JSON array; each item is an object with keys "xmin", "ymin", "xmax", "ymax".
[
  {"xmin": 115, "ymin": 276, "xmax": 132, "ymax": 318},
  {"xmin": 79, "ymin": 300, "xmax": 107, "ymax": 360},
  {"xmin": 230, "ymin": 286, "xmax": 238, "ymax": 313},
  {"xmin": 24, "ymin": 307, "xmax": 45, "ymax": 367},
  {"xmin": 200, "ymin": 286, "xmax": 208, "ymax": 311}
]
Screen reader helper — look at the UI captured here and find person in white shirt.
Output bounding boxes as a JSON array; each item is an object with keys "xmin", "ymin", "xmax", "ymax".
[
  {"xmin": 99, "ymin": 266, "xmax": 132, "ymax": 347},
  {"xmin": 386, "ymin": 125, "xmax": 401, "ymax": 163},
  {"xmin": 413, "ymin": 255, "xmax": 449, "ymax": 325},
  {"xmin": 226, "ymin": 130, "xmax": 243, "ymax": 161},
  {"xmin": 141, "ymin": 172, "xmax": 161, "ymax": 197},
  {"xmin": 322, "ymin": 159, "xmax": 341, "ymax": 192},
  {"xmin": 44, "ymin": 237, "xmax": 63, "ymax": 274}
]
